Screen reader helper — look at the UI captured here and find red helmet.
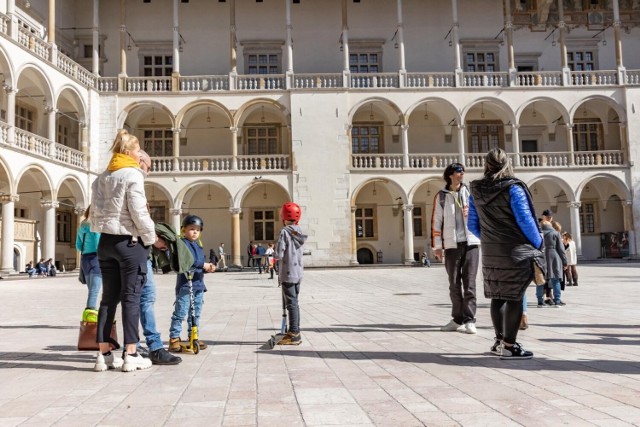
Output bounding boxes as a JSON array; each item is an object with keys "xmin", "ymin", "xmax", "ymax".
[{"xmin": 280, "ymin": 202, "xmax": 302, "ymax": 224}]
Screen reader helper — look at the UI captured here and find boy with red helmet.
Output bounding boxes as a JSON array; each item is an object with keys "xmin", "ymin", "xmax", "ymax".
[{"xmin": 275, "ymin": 202, "xmax": 308, "ymax": 345}]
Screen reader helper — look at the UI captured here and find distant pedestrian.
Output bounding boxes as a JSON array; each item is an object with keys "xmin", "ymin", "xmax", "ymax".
[
  {"xmin": 540, "ymin": 220, "xmax": 567, "ymax": 307},
  {"xmin": 217, "ymin": 243, "xmax": 227, "ymax": 271},
  {"xmin": 246, "ymin": 240, "xmax": 254, "ymax": 268},
  {"xmin": 469, "ymin": 148, "xmax": 543, "ymax": 360},
  {"xmin": 563, "ymin": 232, "xmax": 578, "ymax": 286}
]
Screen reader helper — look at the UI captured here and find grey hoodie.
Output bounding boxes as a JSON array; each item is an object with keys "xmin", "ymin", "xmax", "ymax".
[{"xmin": 275, "ymin": 224, "xmax": 308, "ymax": 284}]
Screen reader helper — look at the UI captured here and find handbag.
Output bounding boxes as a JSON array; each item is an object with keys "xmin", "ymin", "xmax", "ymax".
[
  {"xmin": 77, "ymin": 321, "xmax": 118, "ymax": 351},
  {"xmin": 78, "ymin": 268, "xmax": 86, "ymax": 284},
  {"xmin": 533, "ymin": 261, "xmax": 546, "ymax": 286}
]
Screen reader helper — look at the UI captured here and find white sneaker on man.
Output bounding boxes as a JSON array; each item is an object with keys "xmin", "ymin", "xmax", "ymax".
[
  {"xmin": 464, "ymin": 323, "xmax": 477, "ymax": 334},
  {"xmin": 94, "ymin": 352, "xmax": 124, "ymax": 372},
  {"xmin": 441, "ymin": 319, "xmax": 464, "ymax": 332},
  {"xmin": 122, "ymin": 352, "xmax": 152, "ymax": 372}
]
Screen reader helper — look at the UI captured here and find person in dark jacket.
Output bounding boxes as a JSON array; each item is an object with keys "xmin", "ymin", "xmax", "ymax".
[{"xmin": 468, "ymin": 148, "xmax": 543, "ymax": 360}]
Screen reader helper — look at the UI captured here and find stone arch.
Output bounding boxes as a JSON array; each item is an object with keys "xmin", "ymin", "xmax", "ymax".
[
  {"xmin": 56, "ymin": 175, "xmax": 87, "ymax": 208},
  {"xmin": 176, "ymin": 99, "xmax": 233, "ymax": 129},
  {"xmin": 515, "ymin": 96, "xmax": 570, "ymax": 125},
  {"xmin": 234, "ymin": 98, "xmax": 290, "ymax": 128},
  {"xmin": 15, "ymin": 164, "xmax": 55, "ymax": 200},
  {"xmin": 348, "ymin": 97, "xmax": 404, "ymax": 125},
  {"xmin": 351, "ymin": 177, "xmax": 407, "ymax": 204},
  {"xmin": 526, "ymin": 174, "xmax": 576, "ymax": 203},
  {"xmin": 570, "ymin": 95, "xmax": 627, "ymax": 125},
  {"xmin": 235, "ymin": 179, "xmax": 289, "ymax": 208},
  {"xmin": 0, "ymin": 156, "xmax": 15, "ymax": 196},
  {"xmin": 0, "ymin": 47, "xmax": 16, "ymax": 89},
  {"xmin": 118, "ymin": 101, "xmax": 176, "ymax": 130},
  {"xmin": 56, "ymin": 85, "xmax": 88, "ymax": 124},
  {"xmin": 461, "ymin": 97, "xmax": 516, "ymax": 124},
  {"xmin": 175, "ymin": 180, "xmax": 234, "ymax": 211},
  {"xmin": 576, "ymin": 173, "xmax": 631, "ymax": 204},
  {"xmin": 15, "ymin": 63, "xmax": 56, "ymax": 106}
]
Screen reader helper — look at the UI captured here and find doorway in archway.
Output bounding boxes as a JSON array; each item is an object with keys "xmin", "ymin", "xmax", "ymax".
[{"xmin": 357, "ymin": 248, "xmax": 374, "ymax": 264}]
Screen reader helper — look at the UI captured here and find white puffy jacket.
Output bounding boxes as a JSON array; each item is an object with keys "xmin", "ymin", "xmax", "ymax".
[
  {"xmin": 431, "ymin": 184, "xmax": 480, "ymax": 250},
  {"xmin": 90, "ymin": 167, "xmax": 156, "ymax": 246}
]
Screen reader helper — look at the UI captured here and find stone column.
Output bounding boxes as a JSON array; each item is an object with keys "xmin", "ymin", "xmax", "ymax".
[
  {"xmin": 396, "ymin": 0, "xmax": 406, "ymax": 81},
  {"xmin": 504, "ymin": 0, "xmax": 514, "ymax": 72},
  {"xmin": 341, "ymin": 0, "xmax": 350, "ymax": 87},
  {"xmin": 93, "ymin": 0, "xmax": 100, "ymax": 75},
  {"xmin": 451, "ymin": 0, "xmax": 462, "ymax": 85},
  {"xmin": 613, "ymin": 0, "xmax": 624, "ymax": 69},
  {"xmin": 403, "ymin": 204, "xmax": 415, "ymax": 265},
  {"xmin": 5, "ymin": 86, "xmax": 16, "ymax": 145},
  {"xmin": 230, "ymin": 126, "xmax": 238, "ymax": 170},
  {"xmin": 229, "ymin": 0, "xmax": 237, "ymax": 89},
  {"xmin": 565, "ymin": 123, "xmax": 575, "ymax": 166},
  {"xmin": 172, "ymin": 0, "xmax": 180, "ymax": 75},
  {"xmin": 284, "ymin": 0, "xmax": 293, "ymax": 89},
  {"xmin": 7, "ymin": 0, "xmax": 17, "ymax": 39},
  {"xmin": 350, "ymin": 206, "xmax": 358, "ymax": 265},
  {"xmin": 48, "ymin": 0, "xmax": 55, "ymax": 44},
  {"xmin": 400, "ymin": 124, "xmax": 409, "ymax": 168},
  {"xmin": 557, "ymin": 1, "xmax": 569, "ymax": 85},
  {"xmin": 172, "ymin": 128, "xmax": 180, "ymax": 172},
  {"xmin": 170, "ymin": 208, "xmax": 182, "ymax": 237},
  {"xmin": 0, "ymin": 194, "xmax": 19, "ymax": 274},
  {"xmin": 511, "ymin": 123, "xmax": 520, "ymax": 166},
  {"xmin": 47, "ymin": 106, "xmax": 57, "ymax": 159},
  {"xmin": 41, "ymin": 200, "xmax": 59, "ymax": 262},
  {"xmin": 80, "ymin": 122, "xmax": 89, "ymax": 168},
  {"xmin": 568, "ymin": 201, "xmax": 582, "ymax": 257},
  {"xmin": 230, "ymin": 207, "xmax": 241, "ymax": 267},
  {"xmin": 119, "ymin": 0, "xmax": 127, "ymax": 79},
  {"xmin": 456, "ymin": 124, "xmax": 465, "ymax": 165}
]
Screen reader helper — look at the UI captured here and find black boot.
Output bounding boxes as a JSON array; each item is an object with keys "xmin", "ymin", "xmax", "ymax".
[
  {"xmin": 573, "ymin": 280, "xmax": 578, "ymax": 287},
  {"xmin": 149, "ymin": 348, "xmax": 182, "ymax": 365}
]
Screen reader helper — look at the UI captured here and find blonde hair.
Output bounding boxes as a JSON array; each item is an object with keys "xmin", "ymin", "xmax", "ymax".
[
  {"xmin": 110, "ymin": 129, "xmax": 140, "ymax": 155},
  {"xmin": 551, "ymin": 220, "xmax": 562, "ymax": 233},
  {"xmin": 484, "ymin": 148, "xmax": 514, "ymax": 181}
]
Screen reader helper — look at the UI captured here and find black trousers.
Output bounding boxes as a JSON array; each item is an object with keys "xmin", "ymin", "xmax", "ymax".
[
  {"xmin": 444, "ymin": 243, "xmax": 479, "ymax": 324},
  {"xmin": 97, "ymin": 234, "xmax": 150, "ymax": 346},
  {"xmin": 490, "ymin": 299, "xmax": 523, "ymax": 344}
]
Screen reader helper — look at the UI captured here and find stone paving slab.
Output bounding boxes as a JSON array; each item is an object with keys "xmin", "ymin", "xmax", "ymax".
[{"xmin": 0, "ymin": 264, "xmax": 639, "ymax": 426}]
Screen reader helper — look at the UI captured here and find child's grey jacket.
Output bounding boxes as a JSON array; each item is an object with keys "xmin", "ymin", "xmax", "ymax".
[{"xmin": 275, "ymin": 224, "xmax": 308, "ymax": 284}]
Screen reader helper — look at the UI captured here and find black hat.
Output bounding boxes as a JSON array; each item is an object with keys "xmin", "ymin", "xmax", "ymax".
[{"xmin": 542, "ymin": 209, "xmax": 553, "ymax": 217}]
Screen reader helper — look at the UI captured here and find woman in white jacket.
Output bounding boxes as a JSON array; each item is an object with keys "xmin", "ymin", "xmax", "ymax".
[
  {"xmin": 91, "ymin": 129, "xmax": 158, "ymax": 373},
  {"xmin": 563, "ymin": 232, "xmax": 578, "ymax": 286}
]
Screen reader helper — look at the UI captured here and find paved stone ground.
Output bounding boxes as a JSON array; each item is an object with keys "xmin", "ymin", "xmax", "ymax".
[{"xmin": 0, "ymin": 264, "xmax": 639, "ymax": 426}]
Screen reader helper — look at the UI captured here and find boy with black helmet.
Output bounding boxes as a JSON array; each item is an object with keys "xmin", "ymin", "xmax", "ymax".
[
  {"xmin": 275, "ymin": 202, "xmax": 308, "ymax": 345},
  {"xmin": 168, "ymin": 214, "xmax": 216, "ymax": 352}
]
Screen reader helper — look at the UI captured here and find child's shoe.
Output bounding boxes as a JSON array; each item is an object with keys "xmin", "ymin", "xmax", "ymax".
[
  {"xmin": 198, "ymin": 340, "xmax": 208, "ymax": 350},
  {"xmin": 277, "ymin": 332, "xmax": 302, "ymax": 345},
  {"xmin": 82, "ymin": 308, "xmax": 98, "ymax": 323},
  {"xmin": 94, "ymin": 351, "xmax": 124, "ymax": 372},
  {"xmin": 169, "ymin": 337, "xmax": 182, "ymax": 353},
  {"xmin": 122, "ymin": 351, "xmax": 152, "ymax": 372}
]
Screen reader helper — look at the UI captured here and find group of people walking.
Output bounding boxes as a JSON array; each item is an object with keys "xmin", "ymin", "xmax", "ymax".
[{"xmin": 431, "ymin": 148, "xmax": 580, "ymax": 360}]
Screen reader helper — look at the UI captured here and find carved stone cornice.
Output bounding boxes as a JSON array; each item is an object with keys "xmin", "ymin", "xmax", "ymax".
[
  {"xmin": 41, "ymin": 200, "xmax": 60, "ymax": 209},
  {"xmin": 170, "ymin": 208, "xmax": 183, "ymax": 216},
  {"xmin": 567, "ymin": 201, "xmax": 581, "ymax": 209},
  {"xmin": 229, "ymin": 207, "xmax": 242, "ymax": 215},
  {"xmin": 0, "ymin": 194, "xmax": 19, "ymax": 203}
]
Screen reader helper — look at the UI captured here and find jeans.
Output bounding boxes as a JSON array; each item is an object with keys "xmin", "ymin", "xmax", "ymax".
[
  {"xmin": 282, "ymin": 282, "xmax": 301, "ymax": 333},
  {"xmin": 139, "ymin": 260, "xmax": 163, "ymax": 352},
  {"xmin": 97, "ymin": 234, "xmax": 149, "ymax": 346},
  {"xmin": 86, "ymin": 272, "xmax": 103, "ymax": 309},
  {"xmin": 169, "ymin": 287, "xmax": 204, "ymax": 339},
  {"xmin": 522, "ymin": 292, "xmax": 528, "ymax": 314},
  {"xmin": 444, "ymin": 243, "xmax": 479, "ymax": 325},
  {"xmin": 549, "ymin": 278, "xmax": 561, "ymax": 304}
]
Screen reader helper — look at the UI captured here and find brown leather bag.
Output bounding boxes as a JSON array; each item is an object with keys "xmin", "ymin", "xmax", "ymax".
[{"xmin": 77, "ymin": 321, "xmax": 118, "ymax": 351}]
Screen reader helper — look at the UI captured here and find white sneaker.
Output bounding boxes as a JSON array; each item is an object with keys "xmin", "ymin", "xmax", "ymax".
[
  {"xmin": 441, "ymin": 320, "xmax": 462, "ymax": 332},
  {"xmin": 464, "ymin": 323, "xmax": 477, "ymax": 334},
  {"xmin": 122, "ymin": 352, "xmax": 152, "ymax": 372},
  {"xmin": 94, "ymin": 351, "xmax": 124, "ymax": 372}
]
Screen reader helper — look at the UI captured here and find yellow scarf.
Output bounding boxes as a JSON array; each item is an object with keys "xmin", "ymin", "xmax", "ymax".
[{"xmin": 107, "ymin": 153, "xmax": 141, "ymax": 171}]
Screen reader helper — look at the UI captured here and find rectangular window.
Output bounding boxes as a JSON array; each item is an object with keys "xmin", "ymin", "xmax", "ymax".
[
  {"xmin": 253, "ymin": 209, "xmax": 276, "ymax": 241},
  {"xmin": 16, "ymin": 104, "xmax": 35, "ymax": 133},
  {"xmin": 245, "ymin": 126, "xmax": 279, "ymax": 155},
  {"xmin": 568, "ymin": 50, "xmax": 596, "ymax": 72},
  {"xmin": 56, "ymin": 211, "xmax": 72, "ymax": 243},
  {"xmin": 143, "ymin": 129, "xmax": 174, "ymax": 157},
  {"xmin": 413, "ymin": 207, "xmax": 423, "ymax": 237},
  {"xmin": 351, "ymin": 124, "xmax": 383, "ymax": 154},
  {"xmin": 572, "ymin": 120, "xmax": 602, "ymax": 151},
  {"xmin": 355, "ymin": 206, "xmax": 376, "ymax": 239},
  {"xmin": 579, "ymin": 202, "xmax": 596, "ymax": 234},
  {"xmin": 14, "ymin": 208, "xmax": 28, "ymax": 218},
  {"xmin": 349, "ymin": 52, "xmax": 380, "ymax": 73},
  {"xmin": 467, "ymin": 121, "xmax": 504, "ymax": 153},
  {"xmin": 142, "ymin": 55, "xmax": 173, "ymax": 77},
  {"xmin": 57, "ymin": 123, "xmax": 69, "ymax": 146},
  {"xmin": 149, "ymin": 204, "xmax": 166, "ymax": 224},
  {"xmin": 247, "ymin": 54, "xmax": 280, "ymax": 74},
  {"xmin": 464, "ymin": 51, "xmax": 497, "ymax": 72}
]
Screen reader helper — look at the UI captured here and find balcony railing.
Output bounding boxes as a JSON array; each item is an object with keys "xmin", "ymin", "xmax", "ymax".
[
  {"xmin": 4, "ymin": 127, "xmax": 86, "ymax": 168},
  {"xmin": 57, "ymin": 52, "xmax": 97, "ymax": 87},
  {"xmin": 351, "ymin": 150, "xmax": 626, "ymax": 171},
  {"xmin": 350, "ymin": 73, "xmax": 400, "ymax": 89},
  {"xmin": 293, "ymin": 73, "xmax": 343, "ymax": 89},
  {"xmin": 461, "ymin": 72, "xmax": 509, "ymax": 87},
  {"xmin": 180, "ymin": 75, "xmax": 229, "ymax": 92},
  {"xmin": 571, "ymin": 70, "xmax": 618, "ymax": 86},
  {"xmin": 237, "ymin": 74, "xmax": 285, "ymax": 90},
  {"xmin": 17, "ymin": 27, "xmax": 50, "ymax": 61},
  {"xmin": 149, "ymin": 154, "xmax": 291, "ymax": 174},
  {"xmin": 405, "ymin": 72, "xmax": 455, "ymax": 88},
  {"xmin": 515, "ymin": 71, "xmax": 563, "ymax": 87},
  {"xmin": 125, "ymin": 77, "xmax": 172, "ymax": 92}
]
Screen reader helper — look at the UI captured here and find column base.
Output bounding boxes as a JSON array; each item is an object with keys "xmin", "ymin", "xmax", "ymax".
[{"xmin": 349, "ymin": 258, "xmax": 359, "ymax": 266}]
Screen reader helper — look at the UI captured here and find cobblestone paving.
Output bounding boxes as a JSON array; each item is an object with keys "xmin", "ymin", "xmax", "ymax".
[{"xmin": 0, "ymin": 264, "xmax": 639, "ymax": 426}]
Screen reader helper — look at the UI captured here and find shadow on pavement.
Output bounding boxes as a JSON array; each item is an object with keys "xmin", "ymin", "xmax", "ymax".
[{"xmin": 0, "ymin": 324, "xmax": 77, "ymax": 330}]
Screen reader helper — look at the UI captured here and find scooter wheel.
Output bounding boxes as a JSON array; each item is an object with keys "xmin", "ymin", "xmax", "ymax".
[{"xmin": 192, "ymin": 340, "xmax": 200, "ymax": 354}]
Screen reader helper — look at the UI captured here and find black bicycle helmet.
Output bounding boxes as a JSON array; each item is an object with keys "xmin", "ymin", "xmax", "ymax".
[{"xmin": 182, "ymin": 214, "xmax": 204, "ymax": 230}]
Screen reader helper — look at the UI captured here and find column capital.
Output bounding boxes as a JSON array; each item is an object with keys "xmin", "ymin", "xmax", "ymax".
[
  {"xmin": 511, "ymin": 123, "xmax": 520, "ymax": 130},
  {"xmin": 170, "ymin": 208, "xmax": 183, "ymax": 216},
  {"xmin": 74, "ymin": 206, "xmax": 86, "ymax": 215},
  {"xmin": 45, "ymin": 106, "xmax": 57, "ymax": 115},
  {"xmin": 505, "ymin": 21, "xmax": 513, "ymax": 30},
  {"xmin": 41, "ymin": 200, "xmax": 60, "ymax": 209},
  {"xmin": 345, "ymin": 124, "xmax": 353, "ymax": 133},
  {"xmin": 350, "ymin": 206, "xmax": 357, "ymax": 213},
  {"xmin": 230, "ymin": 126, "xmax": 239, "ymax": 133},
  {"xmin": 567, "ymin": 201, "xmax": 581, "ymax": 209},
  {"xmin": 171, "ymin": 128, "xmax": 181, "ymax": 134},
  {"xmin": 3, "ymin": 84, "xmax": 16, "ymax": 94},
  {"xmin": 565, "ymin": 123, "xmax": 574, "ymax": 130},
  {"xmin": 456, "ymin": 123, "xmax": 465, "ymax": 130},
  {"xmin": 403, "ymin": 204, "xmax": 414, "ymax": 212},
  {"xmin": 624, "ymin": 199, "xmax": 633, "ymax": 206},
  {"xmin": 400, "ymin": 124, "xmax": 409, "ymax": 131},
  {"xmin": 229, "ymin": 207, "xmax": 242, "ymax": 215},
  {"xmin": 558, "ymin": 21, "xmax": 566, "ymax": 29},
  {"xmin": 0, "ymin": 194, "xmax": 19, "ymax": 203}
]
